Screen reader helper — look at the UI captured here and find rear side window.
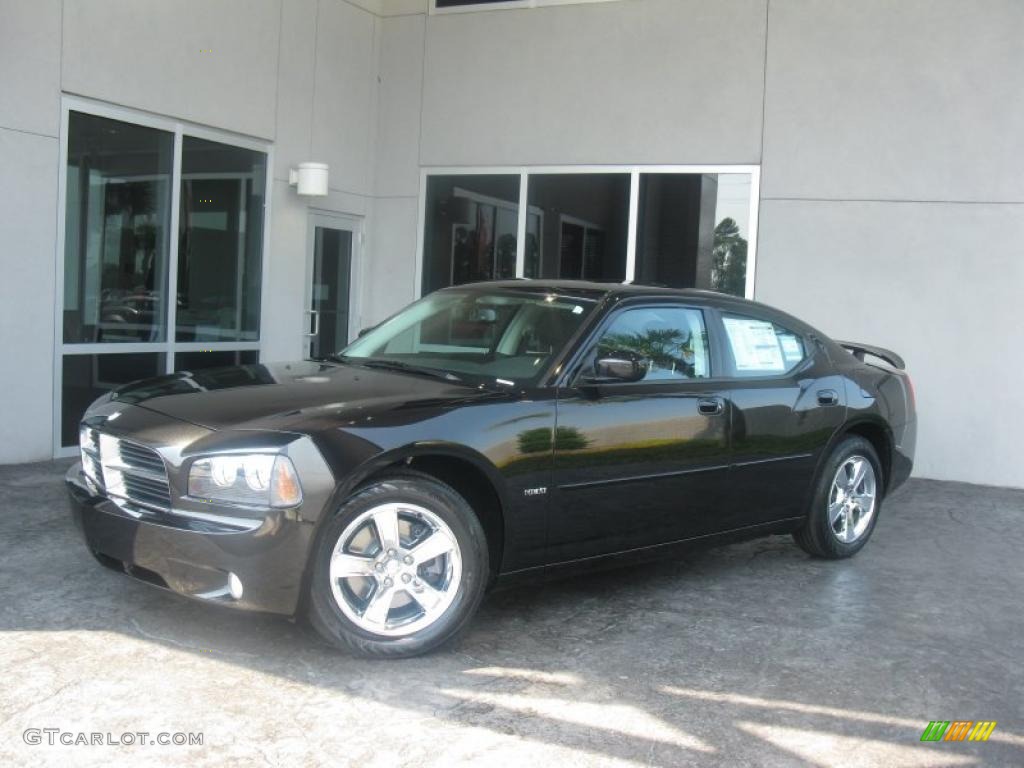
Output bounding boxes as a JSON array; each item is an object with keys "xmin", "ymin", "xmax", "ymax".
[
  {"xmin": 722, "ymin": 314, "xmax": 806, "ymax": 377},
  {"xmin": 596, "ymin": 306, "xmax": 710, "ymax": 380}
]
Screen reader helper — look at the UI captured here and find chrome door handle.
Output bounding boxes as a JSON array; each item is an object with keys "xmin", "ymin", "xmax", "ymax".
[
  {"xmin": 697, "ymin": 397, "xmax": 724, "ymax": 416},
  {"xmin": 817, "ymin": 389, "xmax": 839, "ymax": 406}
]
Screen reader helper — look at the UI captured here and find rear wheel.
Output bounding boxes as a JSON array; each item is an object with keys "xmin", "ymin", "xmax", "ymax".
[
  {"xmin": 307, "ymin": 471, "xmax": 488, "ymax": 658},
  {"xmin": 793, "ymin": 436, "xmax": 882, "ymax": 558}
]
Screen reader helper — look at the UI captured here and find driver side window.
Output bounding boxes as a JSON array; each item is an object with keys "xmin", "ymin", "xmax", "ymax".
[{"xmin": 595, "ymin": 306, "xmax": 710, "ymax": 380}]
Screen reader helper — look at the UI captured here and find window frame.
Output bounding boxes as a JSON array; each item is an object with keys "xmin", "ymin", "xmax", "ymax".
[
  {"xmin": 416, "ymin": 164, "xmax": 761, "ymax": 301},
  {"xmin": 431, "ymin": 0, "xmax": 623, "ymax": 15},
  {"xmin": 53, "ymin": 95, "xmax": 273, "ymax": 457},
  {"xmin": 559, "ymin": 297, "xmax": 731, "ymax": 390}
]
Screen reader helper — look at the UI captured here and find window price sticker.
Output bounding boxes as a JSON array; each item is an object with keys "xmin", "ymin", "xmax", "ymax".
[
  {"xmin": 780, "ymin": 334, "xmax": 803, "ymax": 363},
  {"xmin": 723, "ymin": 317, "xmax": 785, "ymax": 371}
]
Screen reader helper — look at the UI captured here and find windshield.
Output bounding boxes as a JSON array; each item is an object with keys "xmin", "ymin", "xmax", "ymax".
[{"xmin": 340, "ymin": 288, "xmax": 598, "ymax": 386}]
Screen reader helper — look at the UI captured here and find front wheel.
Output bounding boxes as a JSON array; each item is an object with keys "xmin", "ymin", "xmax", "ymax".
[
  {"xmin": 793, "ymin": 436, "xmax": 883, "ymax": 559},
  {"xmin": 307, "ymin": 471, "xmax": 488, "ymax": 658}
]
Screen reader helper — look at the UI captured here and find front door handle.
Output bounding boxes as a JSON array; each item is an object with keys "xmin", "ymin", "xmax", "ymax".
[
  {"xmin": 697, "ymin": 397, "xmax": 724, "ymax": 416},
  {"xmin": 817, "ymin": 389, "xmax": 839, "ymax": 406}
]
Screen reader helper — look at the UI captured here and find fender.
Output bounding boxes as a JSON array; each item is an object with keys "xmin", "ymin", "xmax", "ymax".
[
  {"xmin": 309, "ymin": 439, "xmax": 511, "ymax": 544},
  {"xmin": 799, "ymin": 415, "xmax": 895, "ymax": 518}
]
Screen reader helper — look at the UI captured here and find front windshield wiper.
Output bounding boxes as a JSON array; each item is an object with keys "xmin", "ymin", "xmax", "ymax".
[{"xmin": 342, "ymin": 357, "xmax": 465, "ymax": 384}]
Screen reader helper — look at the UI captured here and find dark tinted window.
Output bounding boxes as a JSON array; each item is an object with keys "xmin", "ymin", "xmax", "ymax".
[
  {"xmin": 61, "ymin": 353, "xmax": 165, "ymax": 446},
  {"xmin": 595, "ymin": 306, "xmax": 710, "ymax": 380},
  {"xmin": 527, "ymin": 173, "xmax": 630, "ymax": 282},
  {"xmin": 177, "ymin": 136, "xmax": 266, "ymax": 342},
  {"xmin": 634, "ymin": 172, "xmax": 752, "ymax": 296},
  {"xmin": 63, "ymin": 112, "xmax": 173, "ymax": 343},
  {"xmin": 174, "ymin": 350, "xmax": 258, "ymax": 372},
  {"xmin": 422, "ymin": 175, "xmax": 521, "ymax": 294}
]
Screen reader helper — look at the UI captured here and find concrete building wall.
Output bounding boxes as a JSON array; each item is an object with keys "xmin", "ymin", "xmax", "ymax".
[
  {"xmin": 420, "ymin": 0, "xmax": 767, "ymax": 166},
  {"xmin": 755, "ymin": 0, "xmax": 1024, "ymax": 487},
  {"xmin": 0, "ymin": 0, "xmax": 62, "ymax": 462}
]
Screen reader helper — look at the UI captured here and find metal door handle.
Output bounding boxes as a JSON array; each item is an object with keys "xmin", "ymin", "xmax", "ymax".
[
  {"xmin": 304, "ymin": 309, "xmax": 319, "ymax": 337},
  {"xmin": 698, "ymin": 397, "xmax": 724, "ymax": 416},
  {"xmin": 817, "ymin": 389, "xmax": 839, "ymax": 406}
]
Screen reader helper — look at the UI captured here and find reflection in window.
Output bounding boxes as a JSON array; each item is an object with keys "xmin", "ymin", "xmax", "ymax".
[
  {"xmin": 422, "ymin": 175, "xmax": 522, "ymax": 294},
  {"xmin": 526, "ymin": 174, "xmax": 630, "ymax": 282},
  {"xmin": 596, "ymin": 307, "xmax": 709, "ymax": 380},
  {"xmin": 63, "ymin": 112, "xmax": 173, "ymax": 343},
  {"xmin": 174, "ymin": 350, "xmax": 259, "ymax": 372},
  {"xmin": 61, "ymin": 353, "xmax": 165, "ymax": 445},
  {"xmin": 635, "ymin": 173, "xmax": 751, "ymax": 296},
  {"xmin": 177, "ymin": 136, "xmax": 266, "ymax": 341}
]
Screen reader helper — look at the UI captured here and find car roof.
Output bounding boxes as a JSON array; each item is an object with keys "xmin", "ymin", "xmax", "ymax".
[
  {"xmin": 443, "ymin": 279, "xmax": 829, "ymax": 340},
  {"xmin": 445, "ymin": 279, "xmax": 754, "ymax": 308}
]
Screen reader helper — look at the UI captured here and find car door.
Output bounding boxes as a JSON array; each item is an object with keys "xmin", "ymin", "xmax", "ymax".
[
  {"xmin": 713, "ymin": 309, "xmax": 847, "ymax": 528},
  {"xmin": 546, "ymin": 300, "xmax": 732, "ymax": 563}
]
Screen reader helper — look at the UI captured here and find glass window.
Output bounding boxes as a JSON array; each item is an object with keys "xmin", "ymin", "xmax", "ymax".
[
  {"xmin": 63, "ymin": 112, "xmax": 173, "ymax": 343},
  {"xmin": 59, "ymin": 109, "xmax": 268, "ymax": 449},
  {"xmin": 526, "ymin": 173, "xmax": 630, "ymax": 282},
  {"xmin": 635, "ymin": 172, "xmax": 752, "ymax": 296},
  {"xmin": 177, "ymin": 136, "xmax": 266, "ymax": 342},
  {"xmin": 61, "ymin": 353, "xmax": 165, "ymax": 445},
  {"xmin": 595, "ymin": 306, "xmax": 710, "ymax": 380},
  {"xmin": 343, "ymin": 287, "xmax": 597, "ymax": 385},
  {"xmin": 722, "ymin": 314, "xmax": 806, "ymax": 377},
  {"xmin": 422, "ymin": 175, "xmax": 521, "ymax": 294},
  {"xmin": 174, "ymin": 350, "xmax": 259, "ymax": 372}
]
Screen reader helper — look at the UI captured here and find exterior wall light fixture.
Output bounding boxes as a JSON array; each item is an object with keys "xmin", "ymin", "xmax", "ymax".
[{"xmin": 289, "ymin": 162, "xmax": 329, "ymax": 196}]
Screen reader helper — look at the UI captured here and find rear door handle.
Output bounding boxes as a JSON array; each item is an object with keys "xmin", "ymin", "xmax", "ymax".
[
  {"xmin": 817, "ymin": 389, "xmax": 839, "ymax": 406},
  {"xmin": 697, "ymin": 397, "xmax": 724, "ymax": 416}
]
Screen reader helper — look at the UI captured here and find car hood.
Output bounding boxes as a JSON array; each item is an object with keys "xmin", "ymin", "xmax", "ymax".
[{"xmin": 101, "ymin": 361, "xmax": 498, "ymax": 433}]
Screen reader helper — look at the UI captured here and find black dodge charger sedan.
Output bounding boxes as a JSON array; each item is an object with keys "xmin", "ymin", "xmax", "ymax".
[{"xmin": 67, "ymin": 281, "xmax": 916, "ymax": 657}]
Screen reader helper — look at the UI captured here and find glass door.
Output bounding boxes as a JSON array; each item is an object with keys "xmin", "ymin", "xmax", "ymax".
[{"xmin": 307, "ymin": 216, "xmax": 360, "ymax": 360}]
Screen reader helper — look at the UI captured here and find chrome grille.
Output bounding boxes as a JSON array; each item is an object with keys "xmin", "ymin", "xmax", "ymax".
[
  {"xmin": 80, "ymin": 428, "xmax": 171, "ymax": 512},
  {"xmin": 117, "ymin": 440, "xmax": 166, "ymax": 476}
]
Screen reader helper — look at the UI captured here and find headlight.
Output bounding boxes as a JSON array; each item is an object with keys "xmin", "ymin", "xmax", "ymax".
[{"xmin": 188, "ymin": 454, "xmax": 302, "ymax": 508}]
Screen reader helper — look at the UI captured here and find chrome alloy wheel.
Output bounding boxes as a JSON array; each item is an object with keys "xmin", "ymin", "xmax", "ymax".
[
  {"xmin": 828, "ymin": 455, "xmax": 877, "ymax": 544},
  {"xmin": 328, "ymin": 502, "xmax": 462, "ymax": 637}
]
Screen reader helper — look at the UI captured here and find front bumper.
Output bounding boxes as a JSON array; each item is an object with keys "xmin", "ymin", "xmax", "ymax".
[{"xmin": 66, "ymin": 462, "xmax": 313, "ymax": 616}]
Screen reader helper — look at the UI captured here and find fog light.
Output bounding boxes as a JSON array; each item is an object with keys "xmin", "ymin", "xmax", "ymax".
[{"xmin": 228, "ymin": 572, "xmax": 243, "ymax": 600}]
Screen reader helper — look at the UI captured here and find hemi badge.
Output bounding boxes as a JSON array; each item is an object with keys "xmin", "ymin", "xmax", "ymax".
[{"xmin": 524, "ymin": 487, "xmax": 547, "ymax": 497}]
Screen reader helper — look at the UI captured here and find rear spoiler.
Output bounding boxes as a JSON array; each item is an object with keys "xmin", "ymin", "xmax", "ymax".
[{"xmin": 836, "ymin": 340, "xmax": 905, "ymax": 370}]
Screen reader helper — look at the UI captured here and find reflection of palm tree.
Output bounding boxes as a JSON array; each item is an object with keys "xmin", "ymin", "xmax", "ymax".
[
  {"xmin": 600, "ymin": 328, "xmax": 698, "ymax": 378},
  {"xmin": 517, "ymin": 426, "xmax": 590, "ymax": 454},
  {"xmin": 711, "ymin": 217, "xmax": 747, "ymax": 297}
]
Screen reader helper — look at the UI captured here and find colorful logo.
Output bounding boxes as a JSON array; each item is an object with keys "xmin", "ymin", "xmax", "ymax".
[{"xmin": 920, "ymin": 721, "xmax": 997, "ymax": 742}]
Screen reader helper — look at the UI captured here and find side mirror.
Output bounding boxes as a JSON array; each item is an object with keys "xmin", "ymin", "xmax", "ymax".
[{"xmin": 587, "ymin": 350, "xmax": 648, "ymax": 384}]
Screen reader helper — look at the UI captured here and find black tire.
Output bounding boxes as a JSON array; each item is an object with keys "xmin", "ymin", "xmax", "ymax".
[
  {"xmin": 307, "ymin": 470, "xmax": 488, "ymax": 659},
  {"xmin": 793, "ymin": 436, "xmax": 883, "ymax": 559}
]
